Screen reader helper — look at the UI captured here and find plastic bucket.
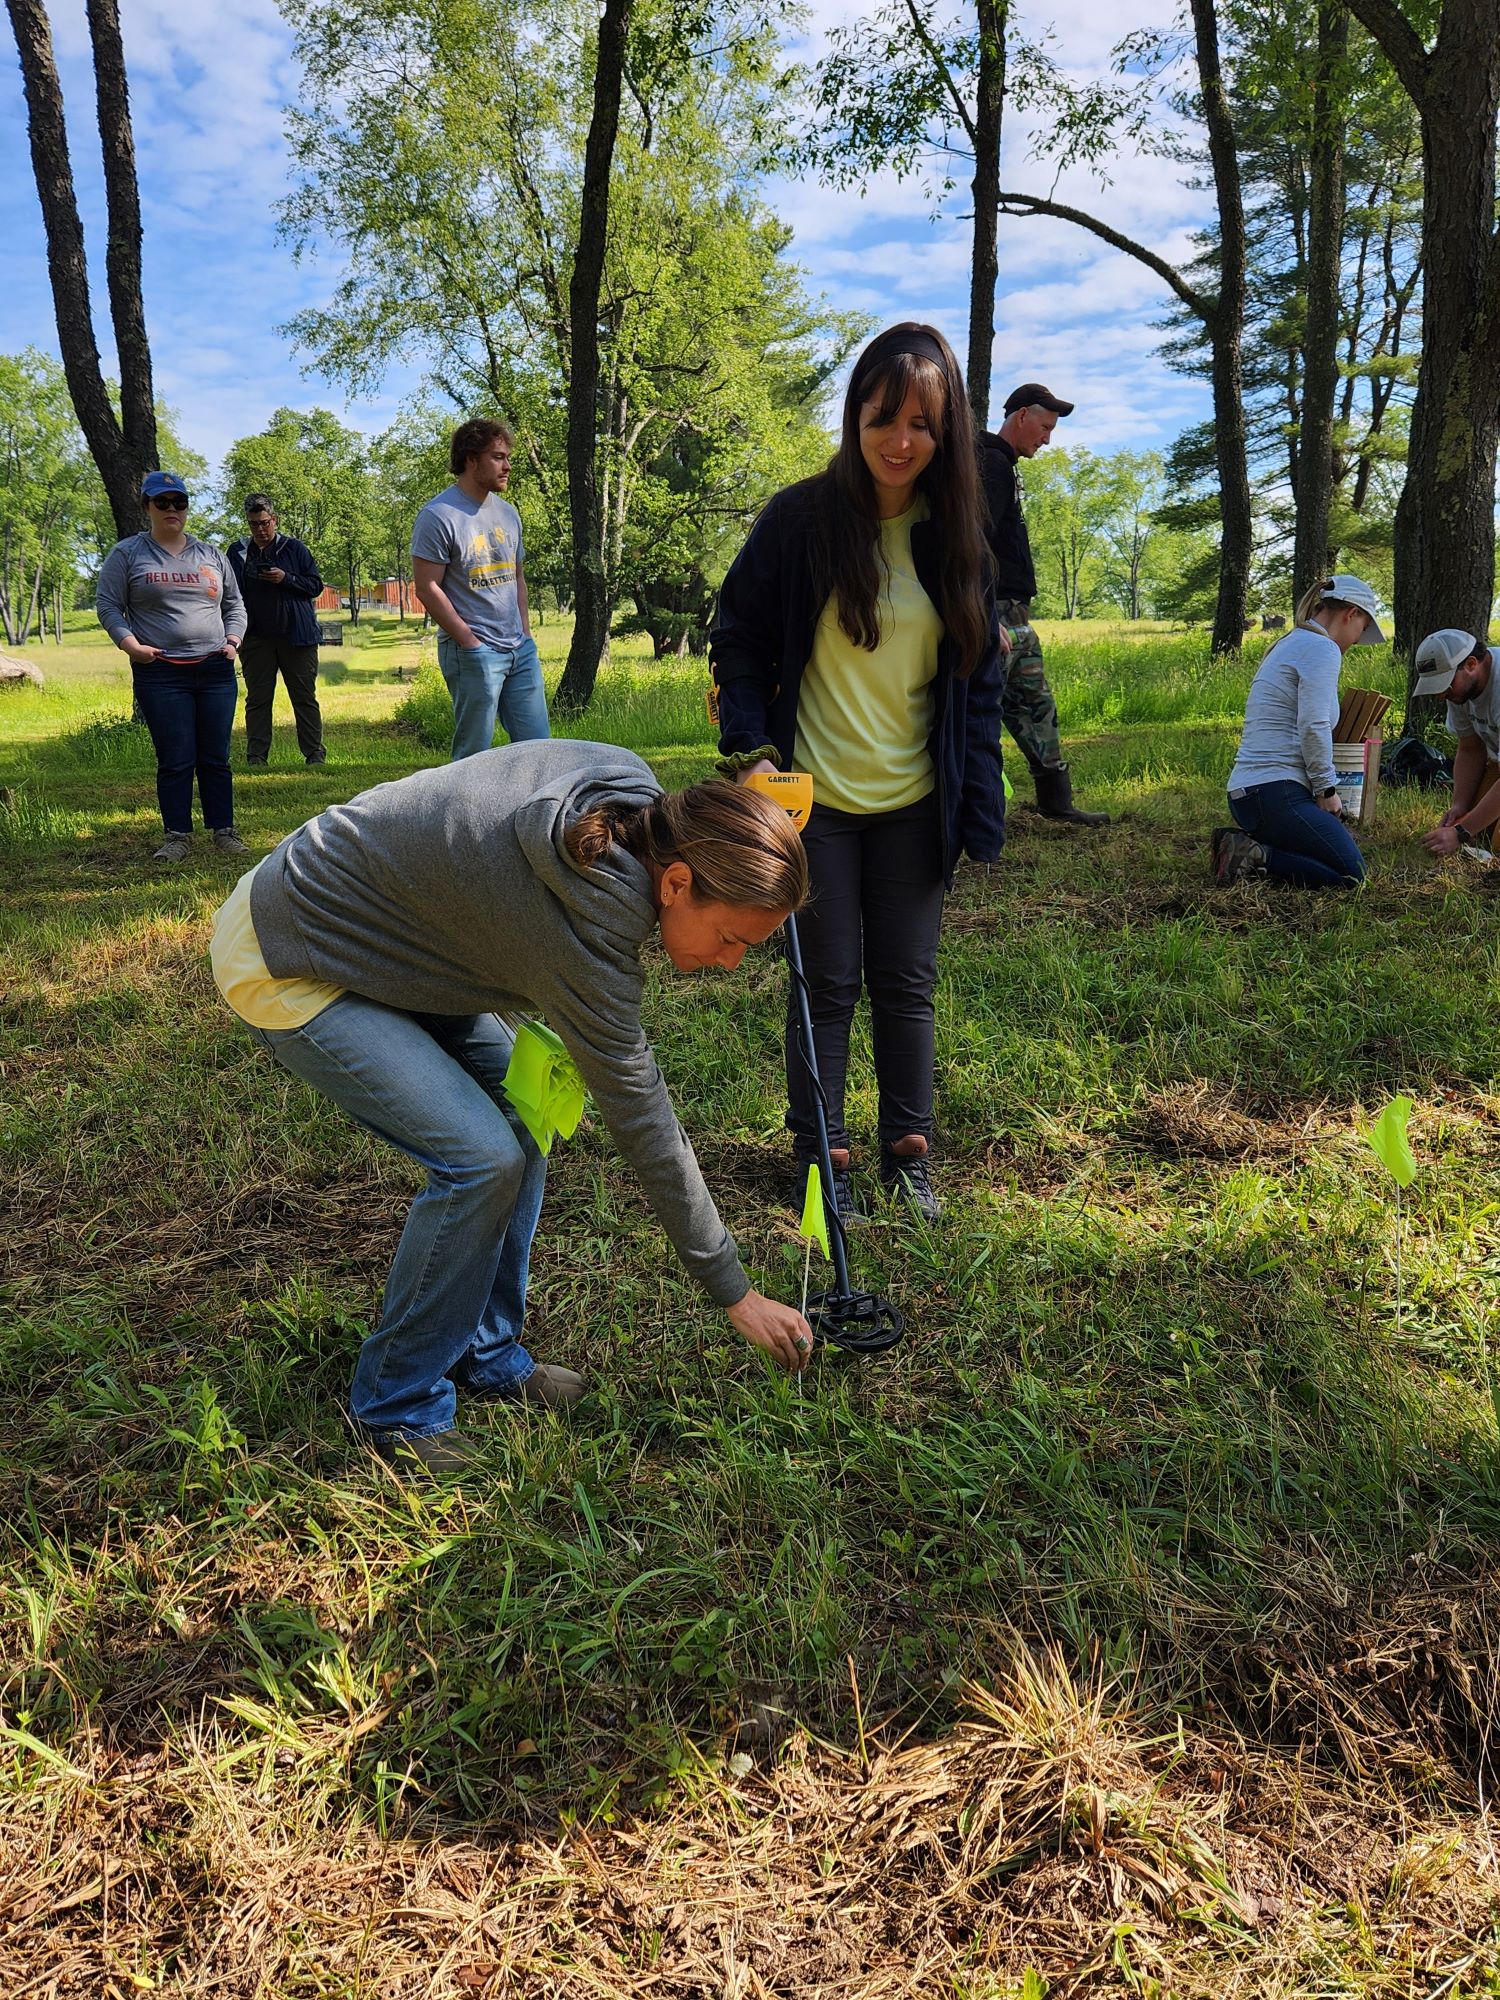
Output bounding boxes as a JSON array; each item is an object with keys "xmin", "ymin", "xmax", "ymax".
[{"xmin": 1332, "ymin": 743, "xmax": 1367, "ymax": 820}]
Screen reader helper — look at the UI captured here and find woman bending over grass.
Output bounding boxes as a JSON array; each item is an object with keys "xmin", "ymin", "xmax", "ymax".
[
  {"xmin": 210, "ymin": 742, "xmax": 813, "ymax": 1478},
  {"xmin": 1214, "ymin": 574, "xmax": 1385, "ymax": 889},
  {"xmin": 710, "ymin": 323, "xmax": 1005, "ymax": 1227}
]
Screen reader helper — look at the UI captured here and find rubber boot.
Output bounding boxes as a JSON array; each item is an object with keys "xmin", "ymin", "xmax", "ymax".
[{"xmin": 1033, "ymin": 763, "xmax": 1109, "ymax": 826}]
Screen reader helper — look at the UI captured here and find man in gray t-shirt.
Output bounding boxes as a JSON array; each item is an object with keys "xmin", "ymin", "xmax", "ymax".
[
  {"xmin": 412, "ymin": 418, "xmax": 549, "ymax": 759},
  {"xmin": 1413, "ymin": 629, "xmax": 1500, "ymax": 856}
]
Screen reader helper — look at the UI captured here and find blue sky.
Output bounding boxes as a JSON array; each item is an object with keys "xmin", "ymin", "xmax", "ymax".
[{"xmin": 0, "ymin": 0, "xmax": 1214, "ymax": 478}]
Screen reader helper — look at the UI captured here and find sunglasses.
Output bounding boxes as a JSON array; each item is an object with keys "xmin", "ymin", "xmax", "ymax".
[{"xmin": 149, "ymin": 494, "xmax": 189, "ymax": 510}]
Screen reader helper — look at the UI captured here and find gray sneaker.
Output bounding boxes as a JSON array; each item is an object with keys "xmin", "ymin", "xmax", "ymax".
[
  {"xmin": 151, "ymin": 831, "xmax": 193, "ymax": 863},
  {"xmin": 1212, "ymin": 827, "xmax": 1268, "ymax": 885},
  {"xmin": 212, "ymin": 827, "xmax": 250, "ymax": 856}
]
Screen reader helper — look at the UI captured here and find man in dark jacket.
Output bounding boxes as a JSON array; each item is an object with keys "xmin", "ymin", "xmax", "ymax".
[
  {"xmin": 979, "ymin": 385, "xmax": 1108, "ymax": 826},
  {"xmin": 227, "ymin": 495, "xmax": 327, "ymax": 766}
]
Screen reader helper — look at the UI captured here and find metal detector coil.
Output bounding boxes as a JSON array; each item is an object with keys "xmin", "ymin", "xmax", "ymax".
[{"xmin": 743, "ymin": 769, "xmax": 905, "ymax": 1358}]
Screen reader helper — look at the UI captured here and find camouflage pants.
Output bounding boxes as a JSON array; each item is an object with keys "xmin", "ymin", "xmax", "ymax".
[{"xmin": 997, "ymin": 598, "xmax": 1063, "ymax": 775}]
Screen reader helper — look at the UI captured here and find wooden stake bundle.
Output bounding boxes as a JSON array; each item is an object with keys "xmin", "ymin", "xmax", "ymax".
[{"xmin": 1334, "ymin": 688, "xmax": 1392, "ymax": 743}]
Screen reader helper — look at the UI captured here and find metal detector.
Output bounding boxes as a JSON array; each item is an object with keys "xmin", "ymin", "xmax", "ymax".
[{"xmin": 745, "ymin": 771, "xmax": 904, "ymax": 1356}]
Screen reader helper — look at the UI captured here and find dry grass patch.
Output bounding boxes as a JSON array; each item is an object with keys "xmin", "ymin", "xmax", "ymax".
[{"xmin": 2, "ymin": 1651, "xmax": 1495, "ymax": 1997}]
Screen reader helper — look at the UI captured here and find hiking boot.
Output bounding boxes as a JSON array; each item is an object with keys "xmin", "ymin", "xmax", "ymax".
[
  {"xmin": 1212, "ymin": 827, "xmax": 1268, "ymax": 885},
  {"xmin": 371, "ymin": 1427, "xmax": 481, "ymax": 1476},
  {"xmin": 212, "ymin": 826, "xmax": 250, "ymax": 855},
  {"xmin": 1033, "ymin": 763, "xmax": 1109, "ymax": 826},
  {"xmin": 881, "ymin": 1151, "xmax": 941, "ymax": 1223},
  {"xmin": 517, "ymin": 1362, "xmax": 587, "ymax": 1409},
  {"xmin": 151, "ymin": 831, "xmax": 193, "ymax": 862}
]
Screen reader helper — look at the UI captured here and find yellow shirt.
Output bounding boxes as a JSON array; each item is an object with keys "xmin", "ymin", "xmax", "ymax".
[
  {"xmin": 209, "ymin": 861, "xmax": 345, "ymax": 1029},
  {"xmin": 792, "ymin": 499, "xmax": 942, "ymax": 815}
]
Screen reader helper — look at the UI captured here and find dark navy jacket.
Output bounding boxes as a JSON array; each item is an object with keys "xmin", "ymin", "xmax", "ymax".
[
  {"xmin": 709, "ymin": 483, "xmax": 1006, "ymax": 883},
  {"xmin": 227, "ymin": 534, "xmax": 324, "ymax": 647}
]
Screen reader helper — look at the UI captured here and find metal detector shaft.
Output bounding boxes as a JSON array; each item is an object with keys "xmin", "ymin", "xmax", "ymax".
[{"xmin": 782, "ymin": 909, "xmax": 853, "ymax": 1300}]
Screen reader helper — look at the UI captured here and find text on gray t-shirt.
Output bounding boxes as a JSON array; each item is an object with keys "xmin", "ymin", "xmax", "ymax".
[
  {"xmin": 95, "ymin": 532, "xmax": 247, "ymax": 658},
  {"xmin": 411, "ymin": 486, "xmax": 525, "ymax": 647}
]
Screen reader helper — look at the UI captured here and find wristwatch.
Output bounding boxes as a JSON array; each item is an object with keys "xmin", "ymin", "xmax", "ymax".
[{"xmin": 1318, "ymin": 785, "xmax": 1337, "ymax": 798}]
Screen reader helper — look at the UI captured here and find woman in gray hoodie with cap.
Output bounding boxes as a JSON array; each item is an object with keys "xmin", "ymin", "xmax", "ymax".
[{"xmin": 211, "ymin": 739, "xmax": 813, "ymax": 1474}]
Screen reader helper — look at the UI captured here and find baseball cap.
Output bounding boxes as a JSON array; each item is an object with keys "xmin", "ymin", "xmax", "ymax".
[
  {"xmin": 1317, "ymin": 574, "xmax": 1385, "ymax": 643},
  {"xmin": 141, "ymin": 469, "xmax": 189, "ymax": 500},
  {"xmin": 1412, "ymin": 628, "xmax": 1479, "ymax": 698},
  {"xmin": 1003, "ymin": 383, "xmax": 1074, "ymax": 418}
]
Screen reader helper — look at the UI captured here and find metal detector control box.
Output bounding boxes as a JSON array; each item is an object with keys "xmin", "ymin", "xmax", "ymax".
[{"xmin": 744, "ymin": 769, "xmax": 813, "ymax": 832}]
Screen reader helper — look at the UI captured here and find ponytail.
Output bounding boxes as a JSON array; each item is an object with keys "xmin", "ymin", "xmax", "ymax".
[{"xmin": 565, "ymin": 779, "xmax": 809, "ymax": 912}]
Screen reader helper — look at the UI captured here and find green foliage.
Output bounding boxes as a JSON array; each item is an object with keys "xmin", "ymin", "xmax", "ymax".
[
  {"xmin": 220, "ymin": 406, "xmax": 380, "ymax": 616},
  {"xmin": 0, "ymin": 349, "xmax": 94, "ymax": 646},
  {"xmin": 277, "ymin": 0, "xmax": 855, "ymax": 627}
]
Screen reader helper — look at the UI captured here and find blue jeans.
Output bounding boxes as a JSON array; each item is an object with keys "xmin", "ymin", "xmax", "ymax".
[
  {"xmin": 437, "ymin": 633, "xmax": 550, "ymax": 760},
  {"xmin": 247, "ymin": 999, "xmax": 547, "ymax": 1436},
  {"xmin": 132, "ymin": 656, "xmax": 238, "ymax": 833},
  {"xmin": 1229, "ymin": 780, "xmax": 1366, "ymax": 889}
]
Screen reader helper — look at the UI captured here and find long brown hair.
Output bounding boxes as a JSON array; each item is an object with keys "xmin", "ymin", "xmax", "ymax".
[
  {"xmin": 565, "ymin": 779, "xmax": 809, "ymax": 911},
  {"xmin": 798, "ymin": 323, "xmax": 991, "ymax": 677}
]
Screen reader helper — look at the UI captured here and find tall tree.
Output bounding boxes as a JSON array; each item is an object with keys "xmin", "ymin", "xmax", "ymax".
[
  {"xmin": 556, "ymin": 0, "xmax": 634, "ymax": 712},
  {"xmin": 1344, "ymin": 0, "xmax": 1500, "ymax": 689},
  {"xmin": 1291, "ymin": 1, "xmax": 1350, "ymax": 603},
  {"xmin": 4, "ymin": 0, "xmax": 157, "ymax": 537},
  {"xmin": 798, "ymin": 0, "xmax": 1009, "ymax": 425},
  {"xmin": 281, "ymin": 0, "xmax": 845, "ymax": 708},
  {"xmin": 998, "ymin": 0, "xmax": 1252, "ymax": 653}
]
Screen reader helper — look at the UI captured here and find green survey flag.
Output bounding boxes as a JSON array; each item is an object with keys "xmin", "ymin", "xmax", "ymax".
[
  {"xmin": 1366, "ymin": 1095, "xmax": 1416, "ymax": 1187},
  {"xmin": 799, "ymin": 1163, "xmax": 830, "ymax": 1257},
  {"xmin": 503, "ymin": 1021, "xmax": 586, "ymax": 1156}
]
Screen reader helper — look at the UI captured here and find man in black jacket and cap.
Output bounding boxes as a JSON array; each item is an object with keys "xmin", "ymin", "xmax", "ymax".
[
  {"xmin": 228, "ymin": 495, "xmax": 327, "ymax": 766},
  {"xmin": 978, "ymin": 384, "xmax": 1108, "ymax": 826}
]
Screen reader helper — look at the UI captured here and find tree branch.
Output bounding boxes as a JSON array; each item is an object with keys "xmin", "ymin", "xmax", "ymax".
[
  {"xmin": 902, "ymin": 0, "xmax": 978, "ymax": 147},
  {"xmin": 995, "ymin": 189, "xmax": 1211, "ymax": 319},
  {"xmin": 1343, "ymin": 0, "xmax": 1429, "ymax": 107}
]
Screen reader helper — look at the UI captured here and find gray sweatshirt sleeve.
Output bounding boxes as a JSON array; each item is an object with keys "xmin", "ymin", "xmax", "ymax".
[
  {"xmin": 95, "ymin": 541, "xmax": 134, "ymax": 645},
  {"xmin": 1296, "ymin": 653, "xmax": 1339, "ymax": 794},
  {"xmin": 218, "ymin": 550, "xmax": 247, "ymax": 642},
  {"xmin": 542, "ymin": 978, "xmax": 750, "ymax": 1307}
]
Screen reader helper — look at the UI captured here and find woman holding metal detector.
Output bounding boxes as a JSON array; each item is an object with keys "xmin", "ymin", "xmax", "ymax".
[
  {"xmin": 210, "ymin": 742, "xmax": 813, "ymax": 1477},
  {"xmin": 711, "ymin": 322, "xmax": 1006, "ymax": 1227}
]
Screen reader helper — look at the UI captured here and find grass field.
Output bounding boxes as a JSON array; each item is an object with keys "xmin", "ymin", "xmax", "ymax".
[{"xmin": 3, "ymin": 616, "xmax": 1500, "ymax": 1996}]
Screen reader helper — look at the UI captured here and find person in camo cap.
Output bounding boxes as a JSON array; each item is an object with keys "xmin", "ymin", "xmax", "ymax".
[
  {"xmin": 978, "ymin": 383, "xmax": 1109, "ymax": 827},
  {"xmin": 1411, "ymin": 630, "xmax": 1500, "ymax": 857}
]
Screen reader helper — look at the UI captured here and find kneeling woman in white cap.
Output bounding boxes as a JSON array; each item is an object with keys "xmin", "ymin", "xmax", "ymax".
[
  {"xmin": 1214, "ymin": 574, "xmax": 1386, "ymax": 888},
  {"xmin": 210, "ymin": 741, "xmax": 814, "ymax": 1475},
  {"xmin": 1410, "ymin": 631, "xmax": 1499, "ymax": 857}
]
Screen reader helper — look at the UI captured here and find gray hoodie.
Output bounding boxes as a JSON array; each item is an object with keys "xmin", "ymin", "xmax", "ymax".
[{"xmin": 250, "ymin": 740, "xmax": 749, "ymax": 1306}]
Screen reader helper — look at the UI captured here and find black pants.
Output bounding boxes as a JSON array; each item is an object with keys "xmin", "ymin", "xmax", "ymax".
[
  {"xmin": 240, "ymin": 635, "xmax": 324, "ymax": 763},
  {"xmin": 787, "ymin": 793, "xmax": 946, "ymax": 1161}
]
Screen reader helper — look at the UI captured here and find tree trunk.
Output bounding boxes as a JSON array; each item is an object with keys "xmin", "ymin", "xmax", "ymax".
[
  {"xmin": 1190, "ymin": 0, "xmax": 1252, "ymax": 655},
  {"xmin": 86, "ymin": 0, "xmax": 156, "ymax": 480},
  {"xmin": 4, "ymin": 0, "xmax": 154, "ymax": 538},
  {"xmin": 965, "ymin": 0, "xmax": 1006, "ymax": 428},
  {"xmin": 1293, "ymin": 3, "xmax": 1349, "ymax": 605},
  {"xmin": 555, "ymin": 0, "xmax": 634, "ymax": 715},
  {"xmin": 1347, "ymin": 0, "xmax": 1500, "ymax": 710}
]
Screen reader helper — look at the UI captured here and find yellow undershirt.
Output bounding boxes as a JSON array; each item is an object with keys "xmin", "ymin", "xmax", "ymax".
[
  {"xmin": 209, "ymin": 861, "xmax": 345, "ymax": 1029},
  {"xmin": 792, "ymin": 498, "xmax": 942, "ymax": 815}
]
